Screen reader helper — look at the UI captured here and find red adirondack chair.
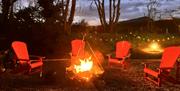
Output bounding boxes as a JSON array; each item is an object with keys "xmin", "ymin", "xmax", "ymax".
[
  {"xmin": 107, "ymin": 41, "xmax": 132, "ymax": 68},
  {"xmin": 12, "ymin": 41, "xmax": 44, "ymax": 76},
  {"xmin": 144, "ymin": 47, "xmax": 180, "ymax": 86},
  {"xmin": 70, "ymin": 39, "xmax": 85, "ymax": 64}
]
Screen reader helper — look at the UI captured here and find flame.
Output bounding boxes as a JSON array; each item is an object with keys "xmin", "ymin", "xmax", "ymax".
[
  {"xmin": 66, "ymin": 51, "xmax": 104, "ymax": 82},
  {"xmin": 74, "ymin": 56, "xmax": 93, "ymax": 73},
  {"xmin": 150, "ymin": 42, "xmax": 159, "ymax": 50},
  {"xmin": 66, "ymin": 56, "xmax": 94, "ymax": 81},
  {"xmin": 141, "ymin": 42, "xmax": 163, "ymax": 54}
]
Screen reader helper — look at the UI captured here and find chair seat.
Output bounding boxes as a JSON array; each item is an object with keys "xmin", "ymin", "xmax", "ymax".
[
  {"xmin": 30, "ymin": 61, "xmax": 43, "ymax": 69},
  {"xmin": 144, "ymin": 67, "xmax": 159, "ymax": 77}
]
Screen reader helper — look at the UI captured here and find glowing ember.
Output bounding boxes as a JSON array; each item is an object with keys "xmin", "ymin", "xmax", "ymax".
[
  {"xmin": 66, "ymin": 52, "xmax": 104, "ymax": 82},
  {"xmin": 74, "ymin": 56, "xmax": 93, "ymax": 73}
]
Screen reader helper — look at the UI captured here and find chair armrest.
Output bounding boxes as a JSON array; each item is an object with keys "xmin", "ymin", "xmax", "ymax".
[
  {"xmin": 106, "ymin": 54, "xmax": 111, "ymax": 58},
  {"xmin": 18, "ymin": 59, "xmax": 29, "ymax": 61},
  {"xmin": 156, "ymin": 68, "xmax": 162, "ymax": 73},
  {"xmin": 106, "ymin": 52, "xmax": 115, "ymax": 58},
  {"xmin": 30, "ymin": 55, "xmax": 45, "ymax": 59},
  {"xmin": 16, "ymin": 59, "xmax": 30, "ymax": 64},
  {"xmin": 144, "ymin": 63, "xmax": 149, "ymax": 68},
  {"xmin": 127, "ymin": 53, "xmax": 131, "ymax": 58},
  {"xmin": 122, "ymin": 53, "xmax": 131, "ymax": 60},
  {"xmin": 177, "ymin": 57, "xmax": 180, "ymax": 62},
  {"xmin": 69, "ymin": 52, "xmax": 72, "ymax": 56}
]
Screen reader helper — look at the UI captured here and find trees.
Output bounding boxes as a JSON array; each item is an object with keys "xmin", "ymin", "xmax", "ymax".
[
  {"xmin": 63, "ymin": 0, "xmax": 76, "ymax": 34},
  {"xmin": 146, "ymin": 0, "xmax": 161, "ymax": 20},
  {"xmin": 38, "ymin": 0, "xmax": 76, "ymax": 34},
  {"xmin": 93, "ymin": 0, "xmax": 121, "ymax": 32},
  {"xmin": 1, "ymin": 0, "xmax": 17, "ymax": 33},
  {"xmin": 146, "ymin": 0, "xmax": 160, "ymax": 32},
  {"xmin": 1, "ymin": 0, "xmax": 17, "ymax": 23}
]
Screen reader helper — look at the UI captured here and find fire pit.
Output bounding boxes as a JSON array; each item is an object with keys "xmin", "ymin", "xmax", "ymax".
[
  {"xmin": 66, "ymin": 51, "xmax": 104, "ymax": 82},
  {"xmin": 141, "ymin": 42, "xmax": 163, "ymax": 54}
]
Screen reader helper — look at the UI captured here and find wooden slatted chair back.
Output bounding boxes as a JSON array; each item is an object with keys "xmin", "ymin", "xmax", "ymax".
[
  {"xmin": 160, "ymin": 47, "xmax": 180, "ymax": 71},
  {"xmin": 116, "ymin": 41, "xmax": 131, "ymax": 58},
  {"xmin": 12, "ymin": 41, "xmax": 29, "ymax": 60},
  {"xmin": 71, "ymin": 39, "xmax": 85, "ymax": 57}
]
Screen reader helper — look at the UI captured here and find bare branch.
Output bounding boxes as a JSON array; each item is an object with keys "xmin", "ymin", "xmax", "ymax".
[
  {"xmin": 68, "ymin": 0, "xmax": 76, "ymax": 25},
  {"xmin": 93, "ymin": 0, "xmax": 121, "ymax": 31},
  {"xmin": 115, "ymin": 0, "xmax": 120, "ymax": 23}
]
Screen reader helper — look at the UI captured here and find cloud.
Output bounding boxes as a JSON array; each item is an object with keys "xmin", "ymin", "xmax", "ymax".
[
  {"xmin": 75, "ymin": 0, "xmax": 147, "ymax": 22},
  {"xmin": 75, "ymin": 6, "xmax": 98, "ymax": 17},
  {"xmin": 17, "ymin": 0, "xmax": 180, "ymax": 25},
  {"xmin": 75, "ymin": 0, "xmax": 180, "ymax": 24},
  {"xmin": 73, "ymin": 16, "xmax": 100, "ymax": 26}
]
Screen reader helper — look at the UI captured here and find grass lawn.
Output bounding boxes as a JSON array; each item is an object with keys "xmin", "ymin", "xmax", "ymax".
[
  {"xmin": 0, "ymin": 32, "xmax": 180, "ymax": 90},
  {"xmin": 0, "ymin": 59, "xmax": 180, "ymax": 91}
]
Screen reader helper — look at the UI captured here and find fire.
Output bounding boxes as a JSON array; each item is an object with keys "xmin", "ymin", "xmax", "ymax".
[
  {"xmin": 142, "ymin": 42, "xmax": 163, "ymax": 54},
  {"xmin": 66, "ymin": 52, "xmax": 104, "ymax": 81},
  {"xmin": 150, "ymin": 42, "xmax": 159, "ymax": 50},
  {"xmin": 74, "ymin": 57, "xmax": 93, "ymax": 73}
]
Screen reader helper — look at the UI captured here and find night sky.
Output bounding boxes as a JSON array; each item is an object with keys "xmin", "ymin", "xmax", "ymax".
[
  {"xmin": 2, "ymin": 0, "xmax": 180, "ymax": 25},
  {"xmin": 75, "ymin": 0, "xmax": 180, "ymax": 25}
]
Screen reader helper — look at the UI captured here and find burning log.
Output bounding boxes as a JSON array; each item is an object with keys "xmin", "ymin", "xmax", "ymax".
[{"xmin": 66, "ymin": 51, "xmax": 104, "ymax": 82}]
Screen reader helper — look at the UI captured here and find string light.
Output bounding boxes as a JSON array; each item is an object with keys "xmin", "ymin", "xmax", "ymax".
[
  {"xmin": 137, "ymin": 36, "xmax": 141, "ymax": 39},
  {"xmin": 157, "ymin": 39, "xmax": 160, "ymax": 42},
  {"xmin": 110, "ymin": 38, "xmax": 113, "ymax": 42},
  {"xmin": 162, "ymin": 39, "xmax": 165, "ymax": 42},
  {"xmin": 88, "ymin": 33, "xmax": 177, "ymax": 50},
  {"xmin": 143, "ymin": 38, "xmax": 145, "ymax": 41},
  {"xmin": 99, "ymin": 38, "xmax": 102, "ymax": 41}
]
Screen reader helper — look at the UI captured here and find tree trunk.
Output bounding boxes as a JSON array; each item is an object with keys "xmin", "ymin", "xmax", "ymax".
[
  {"xmin": 67, "ymin": 0, "xmax": 76, "ymax": 34},
  {"xmin": 1, "ymin": 0, "xmax": 17, "ymax": 33},
  {"xmin": 2, "ymin": 0, "xmax": 11, "ymax": 24},
  {"xmin": 63, "ymin": 0, "xmax": 76, "ymax": 34},
  {"xmin": 94, "ymin": 0, "xmax": 121, "ymax": 32}
]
